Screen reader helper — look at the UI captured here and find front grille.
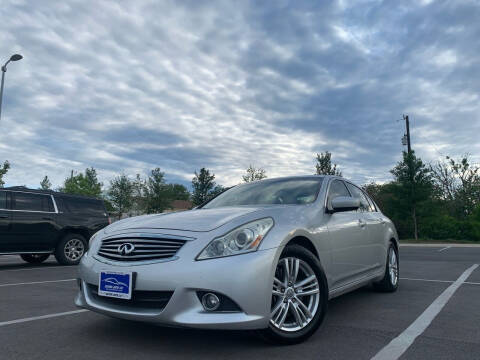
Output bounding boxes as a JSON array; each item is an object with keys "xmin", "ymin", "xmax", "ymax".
[
  {"xmin": 87, "ymin": 284, "xmax": 173, "ymax": 310},
  {"xmin": 97, "ymin": 237, "xmax": 186, "ymax": 262}
]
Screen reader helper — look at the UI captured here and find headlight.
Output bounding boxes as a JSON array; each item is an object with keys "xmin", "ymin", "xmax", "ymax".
[
  {"xmin": 87, "ymin": 232, "xmax": 102, "ymax": 255},
  {"xmin": 196, "ymin": 218, "xmax": 274, "ymax": 260}
]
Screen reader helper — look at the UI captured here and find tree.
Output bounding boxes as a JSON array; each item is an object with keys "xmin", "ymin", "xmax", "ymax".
[
  {"xmin": 131, "ymin": 174, "xmax": 147, "ymax": 214},
  {"xmin": 165, "ymin": 183, "xmax": 190, "ymax": 201},
  {"xmin": 315, "ymin": 151, "xmax": 342, "ymax": 176},
  {"xmin": 40, "ymin": 176, "xmax": 52, "ymax": 190},
  {"xmin": 430, "ymin": 155, "xmax": 480, "ymax": 217},
  {"xmin": 243, "ymin": 165, "xmax": 267, "ymax": 182},
  {"xmin": 108, "ymin": 175, "xmax": 134, "ymax": 219},
  {"xmin": 391, "ymin": 151, "xmax": 433, "ymax": 241},
  {"xmin": 144, "ymin": 168, "xmax": 172, "ymax": 213},
  {"xmin": 60, "ymin": 168, "xmax": 103, "ymax": 198},
  {"xmin": 0, "ymin": 160, "xmax": 10, "ymax": 188},
  {"xmin": 192, "ymin": 168, "xmax": 217, "ymax": 206}
]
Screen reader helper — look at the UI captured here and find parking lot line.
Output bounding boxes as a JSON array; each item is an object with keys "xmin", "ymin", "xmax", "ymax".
[
  {"xmin": 438, "ymin": 246, "xmax": 452, "ymax": 252},
  {"xmin": 371, "ymin": 264, "xmax": 479, "ymax": 360},
  {"xmin": 0, "ymin": 310, "xmax": 88, "ymax": 327},
  {"xmin": 0, "ymin": 279, "xmax": 76, "ymax": 287},
  {"xmin": 400, "ymin": 277, "xmax": 454, "ymax": 283},
  {"xmin": 0, "ymin": 265, "xmax": 73, "ymax": 272}
]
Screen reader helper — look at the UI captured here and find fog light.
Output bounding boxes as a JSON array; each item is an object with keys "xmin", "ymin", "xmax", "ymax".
[{"xmin": 202, "ymin": 293, "xmax": 220, "ymax": 311}]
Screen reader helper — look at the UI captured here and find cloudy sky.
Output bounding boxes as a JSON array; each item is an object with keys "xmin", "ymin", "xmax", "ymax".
[{"xmin": 0, "ymin": 0, "xmax": 479, "ymax": 189}]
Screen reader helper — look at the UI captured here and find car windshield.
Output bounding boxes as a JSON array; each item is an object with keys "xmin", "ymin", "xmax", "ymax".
[{"xmin": 203, "ymin": 177, "xmax": 324, "ymax": 208}]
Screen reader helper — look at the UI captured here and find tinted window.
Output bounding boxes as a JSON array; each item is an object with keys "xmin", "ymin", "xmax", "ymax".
[
  {"xmin": 0, "ymin": 191, "xmax": 7, "ymax": 209},
  {"xmin": 64, "ymin": 198, "xmax": 106, "ymax": 216},
  {"xmin": 362, "ymin": 191, "xmax": 377, "ymax": 212},
  {"xmin": 345, "ymin": 183, "xmax": 370, "ymax": 212},
  {"xmin": 13, "ymin": 192, "xmax": 54, "ymax": 212},
  {"xmin": 203, "ymin": 178, "xmax": 324, "ymax": 208},
  {"xmin": 327, "ymin": 180, "xmax": 351, "ymax": 208}
]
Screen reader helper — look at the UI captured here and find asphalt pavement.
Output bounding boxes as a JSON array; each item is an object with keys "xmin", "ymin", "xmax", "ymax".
[{"xmin": 0, "ymin": 246, "xmax": 479, "ymax": 360}]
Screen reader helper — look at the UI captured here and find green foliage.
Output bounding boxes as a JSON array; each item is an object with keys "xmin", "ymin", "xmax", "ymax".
[
  {"xmin": 0, "ymin": 160, "xmax": 10, "ymax": 188},
  {"xmin": 165, "ymin": 183, "xmax": 190, "ymax": 201},
  {"xmin": 430, "ymin": 155, "xmax": 480, "ymax": 217},
  {"xmin": 60, "ymin": 168, "xmax": 103, "ymax": 198},
  {"xmin": 192, "ymin": 168, "xmax": 218, "ymax": 206},
  {"xmin": 365, "ymin": 155, "xmax": 480, "ymax": 241},
  {"xmin": 243, "ymin": 165, "xmax": 267, "ymax": 182},
  {"xmin": 144, "ymin": 168, "xmax": 173, "ymax": 213},
  {"xmin": 390, "ymin": 151, "xmax": 434, "ymax": 240},
  {"xmin": 108, "ymin": 174, "xmax": 134, "ymax": 219},
  {"xmin": 39, "ymin": 175, "xmax": 52, "ymax": 190},
  {"xmin": 315, "ymin": 151, "xmax": 342, "ymax": 176}
]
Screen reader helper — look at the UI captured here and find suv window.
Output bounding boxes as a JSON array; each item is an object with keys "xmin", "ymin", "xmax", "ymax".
[
  {"xmin": 64, "ymin": 198, "xmax": 106, "ymax": 216},
  {"xmin": 327, "ymin": 180, "xmax": 351, "ymax": 208},
  {"xmin": 345, "ymin": 183, "xmax": 370, "ymax": 212},
  {"xmin": 0, "ymin": 191, "xmax": 7, "ymax": 210},
  {"xmin": 13, "ymin": 192, "xmax": 54, "ymax": 212}
]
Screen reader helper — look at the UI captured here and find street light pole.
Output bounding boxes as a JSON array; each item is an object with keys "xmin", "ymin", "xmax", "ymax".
[{"xmin": 0, "ymin": 54, "xmax": 23, "ymax": 121}]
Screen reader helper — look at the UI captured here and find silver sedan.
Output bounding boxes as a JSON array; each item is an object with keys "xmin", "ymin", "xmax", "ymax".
[{"xmin": 75, "ymin": 175, "xmax": 399, "ymax": 344}]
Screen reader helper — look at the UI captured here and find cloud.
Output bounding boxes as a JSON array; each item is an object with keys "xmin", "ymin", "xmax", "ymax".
[{"xmin": 0, "ymin": 0, "xmax": 479, "ymax": 190}]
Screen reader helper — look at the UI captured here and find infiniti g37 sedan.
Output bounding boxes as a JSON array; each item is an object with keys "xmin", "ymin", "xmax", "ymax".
[{"xmin": 76, "ymin": 176, "xmax": 399, "ymax": 344}]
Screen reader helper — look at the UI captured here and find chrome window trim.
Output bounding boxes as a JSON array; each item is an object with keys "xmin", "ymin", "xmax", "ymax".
[
  {"xmin": 3, "ymin": 190, "xmax": 59, "ymax": 214},
  {"xmin": 323, "ymin": 177, "xmax": 352, "ymax": 212}
]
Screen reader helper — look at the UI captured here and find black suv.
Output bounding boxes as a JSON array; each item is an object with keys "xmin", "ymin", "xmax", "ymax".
[{"xmin": 0, "ymin": 187, "xmax": 110, "ymax": 265}]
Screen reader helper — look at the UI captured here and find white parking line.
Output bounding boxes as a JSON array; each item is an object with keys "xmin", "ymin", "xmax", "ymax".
[
  {"xmin": 371, "ymin": 264, "xmax": 479, "ymax": 360},
  {"xmin": 438, "ymin": 246, "xmax": 451, "ymax": 252},
  {"xmin": 400, "ymin": 277, "xmax": 454, "ymax": 283},
  {"xmin": 0, "ymin": 279, "xmax": 76, "ymax": 287},
  {"xmin": 0, "ymin": 310, "xmax": 88, "ymax": 327},
  {"xmin": 0, "ymin": 266, "xmax": 74, "ymax": 272},
  {"xmin": 400, "ymin": 278, "xmax": 480, "ymax": 286}
]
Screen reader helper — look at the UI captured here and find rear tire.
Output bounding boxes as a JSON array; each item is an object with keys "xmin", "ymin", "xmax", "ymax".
[
  {"xmin": 373, "ymin": 243, "xmax": 399, "ymax": 292},
  {"xmin": 259, "ymin": 245, "xmax": 328, "ymax": 345},
  {"xmin": 20, "ymin": 254, "xmax": 50, "ymax": 264},
  {"xmin": 54, "ymin": 234, "xmax": 87, "ymax": 265}
]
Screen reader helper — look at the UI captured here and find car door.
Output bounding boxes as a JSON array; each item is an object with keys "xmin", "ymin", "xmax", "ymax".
[
  {"xmin": 344, "ymin": 182, "xmax": 382, "ymax": 273},
  {"xmin": 0, "ymin": 190, "xmax": 13, "ymax": 252},
  {"xmin": 10, "ymin": 191, "xmax": 58, "ymax": 252},
  {"xmin": 362, "ymin": 189, "xmax": 386, "ymax": 271},
  {"xmin": 325, "ymin": 179, "xmax": 372, "ymax": 288}
]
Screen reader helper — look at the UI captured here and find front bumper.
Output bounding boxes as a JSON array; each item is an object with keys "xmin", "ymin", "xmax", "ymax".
[{"xmin": 75, "ymin": 246, "xmax": 279, "ymax": 330}]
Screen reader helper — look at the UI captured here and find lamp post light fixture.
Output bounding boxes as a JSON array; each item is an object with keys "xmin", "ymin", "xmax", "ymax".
[{"xmin": 0, "ymin": 53, "xmax": 23, "ymax": 121}]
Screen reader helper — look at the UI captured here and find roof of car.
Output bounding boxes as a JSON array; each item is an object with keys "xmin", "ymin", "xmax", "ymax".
[{"xmin": 2, "ymin": 186, "xmax": 104, "ymax": 201}]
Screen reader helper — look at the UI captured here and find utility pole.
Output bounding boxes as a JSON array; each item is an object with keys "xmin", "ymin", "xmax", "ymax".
[{"xmin": 403, "ymin": 114, "xmax": 412, "ymax": 154}]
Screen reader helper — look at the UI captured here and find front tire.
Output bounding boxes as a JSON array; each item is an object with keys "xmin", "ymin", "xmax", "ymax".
[
  {"xmin": 20, "ymin": 254, "xmax": 50, "ymax": 264},
  {"xmin": 373, "ymin": 243, "xmax": 399, "ymax": 292},
  {"xmin": 259, "ymin": 245, "xmax": 328, "ymax": 345},
  {"xmin": 54, "ymin": 234, "xmax": 87, "ymax": 265}
]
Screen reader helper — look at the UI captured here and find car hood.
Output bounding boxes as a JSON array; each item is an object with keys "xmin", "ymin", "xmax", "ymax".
[{"xmin": 104, "ymin": 207, "xmax": 263, "ymax": 233}]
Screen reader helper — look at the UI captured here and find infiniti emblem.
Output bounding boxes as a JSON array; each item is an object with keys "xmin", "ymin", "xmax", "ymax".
[{"xmin": 118, "ymin": 243, "xmax": 135, "ymax": 256}]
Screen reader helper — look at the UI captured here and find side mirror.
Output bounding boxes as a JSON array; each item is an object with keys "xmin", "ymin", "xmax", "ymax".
[{"xmin": 330, "ymin": 196, "xmax": 360, "ymax": 213}]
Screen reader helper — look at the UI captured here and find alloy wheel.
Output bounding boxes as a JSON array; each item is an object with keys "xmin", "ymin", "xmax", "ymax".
[
  {"xmin": 64, "ymin": 239, "xmax": 85, "ymax": 261},
  {"xmin": 389, "ymin": 248, "xmax": 398, "ymax": 286},
  {"xmin": 270, "ymin": 257, "xmax": 320, "ymax": 332}
]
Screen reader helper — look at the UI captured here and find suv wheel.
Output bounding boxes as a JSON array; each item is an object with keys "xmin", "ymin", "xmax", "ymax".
[
  {"xmin": 54, "ymin": 234, "xmax": 87, "ymax": 265},
  {"xmin": 259, "ymin": 245, "xmax": 328, "ymax": 344},
  {"xmin": 20, "ymin": 254, "xmax": 50, "ymax": 264}
]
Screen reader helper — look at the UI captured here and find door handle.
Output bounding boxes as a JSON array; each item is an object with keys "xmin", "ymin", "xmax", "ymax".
[{"xmin": 358, "ymin": 219, "xmax": 366, "ymax": 228}]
